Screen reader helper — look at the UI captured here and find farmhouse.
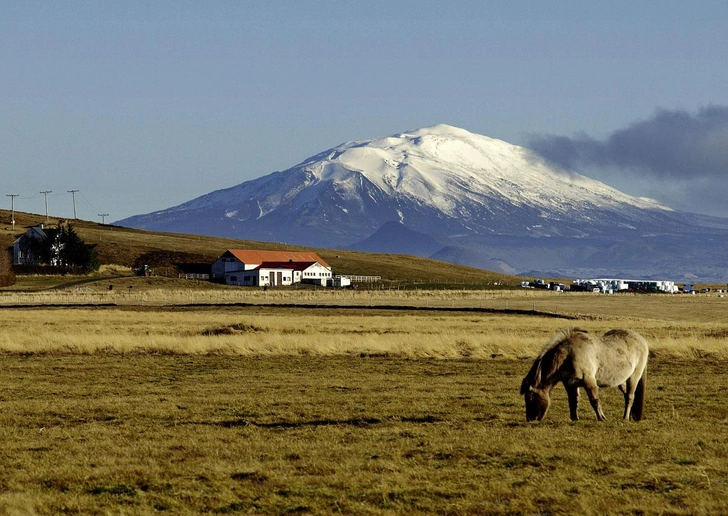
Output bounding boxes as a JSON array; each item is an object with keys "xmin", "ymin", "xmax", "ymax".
[
  {"xmin": 211, "ymin": 250, "xmax": 332, "ymax": 287},
  {"xmin": 12, "ymin": 224, "xmax": 62, "ymax": 266}
]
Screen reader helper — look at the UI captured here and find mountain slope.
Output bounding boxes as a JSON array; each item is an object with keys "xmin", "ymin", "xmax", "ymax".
[
  {"xmin": 119, "ymin": 124, "xmax": 677, "ymax": 244},
  {"xmin": 117, "ymin": 124, "xmax": 728, "ymax": 281},
  {"xmin": 348, "ymin": 221, "xmax": 449, "ymax": 256}
]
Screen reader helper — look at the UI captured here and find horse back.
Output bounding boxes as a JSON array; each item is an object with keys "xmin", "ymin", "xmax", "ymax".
[
  {"xmin": 595, "ymin": 329, "xmax": 649, "ymax": 386},
  {"xmin": 602, "ymin": 329, "xmax": 649, "ymax": 358}
]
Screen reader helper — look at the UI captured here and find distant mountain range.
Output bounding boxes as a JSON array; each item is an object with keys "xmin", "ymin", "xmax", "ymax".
[{"xmin": 117, "ymin": 124, "xmax": 728, "ymax": 282}]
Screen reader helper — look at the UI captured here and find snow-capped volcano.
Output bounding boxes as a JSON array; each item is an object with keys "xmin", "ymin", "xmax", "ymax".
[
  {"xmin": 119, "ymin": 124, "xmax": 673, "ymax": 242},
  {"xmin": 117, "ymin": 124, "xmax": 728, "ymax": 281},
  {"xmin": 300, "ymin": 123, "xmax": 668, "ymax": 219}
]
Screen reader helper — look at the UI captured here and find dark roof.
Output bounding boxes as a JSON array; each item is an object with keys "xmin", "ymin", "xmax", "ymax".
[{"xmin": 15, "ymin": 226, "xmax": 59, "ymax": 243}]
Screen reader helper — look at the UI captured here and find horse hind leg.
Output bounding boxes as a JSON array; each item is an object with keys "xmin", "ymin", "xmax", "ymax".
[
  {"xmin": 620, "ymin": 383, "xmax": 635, "ymax": 421},
  {"xmin": 566, "ymin": 384, "xmax": 580, "ymax": 421},
  {"xmin": 623, "ymin": 374, "xmax": 646, "ymax": 421}
]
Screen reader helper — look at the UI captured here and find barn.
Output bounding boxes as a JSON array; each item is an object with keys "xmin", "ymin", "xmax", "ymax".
[{"xmin": 211, "ymin": 250, "xmax": 332, "ymax": 287}]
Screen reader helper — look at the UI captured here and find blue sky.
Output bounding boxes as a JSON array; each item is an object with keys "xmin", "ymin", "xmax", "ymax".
[{"xmin": 2, "ymin": 2, "xmax": 728, "ymax": 221}]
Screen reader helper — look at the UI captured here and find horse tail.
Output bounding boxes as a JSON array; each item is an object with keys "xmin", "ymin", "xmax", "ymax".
[{"xmin": 632, "ymin": 368, "xmax": 646, "ymax": 421}]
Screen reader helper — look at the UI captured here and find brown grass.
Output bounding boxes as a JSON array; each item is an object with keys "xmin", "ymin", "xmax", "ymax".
[
  {"xmin": 0, "ymin": 291, "xmax": 727, "ymax": 361},
  {"xmin": 1, "ymin": 354, "xmax": 727, "ymax": 514},
  {"xmin": 0, "ymin": 245, "xmax": 727, "ymax": 513}
]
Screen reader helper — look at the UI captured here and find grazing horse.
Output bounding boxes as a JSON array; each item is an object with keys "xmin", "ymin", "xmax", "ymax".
[{"xmin": 520, "ymin": 328, "xmax": 648, "ymax": 422}]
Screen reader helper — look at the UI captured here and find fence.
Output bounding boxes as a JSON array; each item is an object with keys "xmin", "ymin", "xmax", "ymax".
[
  {"xmin": 178, "ymin": 273, "xmax": 210, "ymax": 280},
  {"xmin": 337, "ymin": 274, "xmax": 381, "ymax": 283}
]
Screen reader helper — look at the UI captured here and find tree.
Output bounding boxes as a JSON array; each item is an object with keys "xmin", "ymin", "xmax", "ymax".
[
  {"xmin": 57, "ymin": 225, "xmax": 101, "ymax": 274},
  {"xmin": 0, "ymin": 238, "xmax": 15, "ymax": 286}
]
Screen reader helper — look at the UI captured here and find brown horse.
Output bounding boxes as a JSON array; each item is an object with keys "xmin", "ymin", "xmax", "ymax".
[{"xmin": 520, "ymin": 328, "xmax": 648, "ymax": 422}]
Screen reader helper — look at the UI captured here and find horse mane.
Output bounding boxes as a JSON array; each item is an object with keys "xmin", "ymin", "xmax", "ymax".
[
  {"xmin": 522, "ymin": 328, "xmax": 588, "ymax": 391},
  {"xmin": 539, "ymin": 327, "xmax": 589, "ymax": 356}
]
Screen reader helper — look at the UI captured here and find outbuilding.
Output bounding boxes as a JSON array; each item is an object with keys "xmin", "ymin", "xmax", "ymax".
[{"xmin": 211, "ymin": 249, "xmax": 332, "ymax": 287}]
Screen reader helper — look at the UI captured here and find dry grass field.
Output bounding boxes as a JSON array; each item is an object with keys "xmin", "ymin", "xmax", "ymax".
[
  {"xmin": 2, "ymin": 355, "xmax": 727, "ymax": 515},
  {"xmin": 1, "ymin": 291, "xmax": 728, "ymax": 514}
]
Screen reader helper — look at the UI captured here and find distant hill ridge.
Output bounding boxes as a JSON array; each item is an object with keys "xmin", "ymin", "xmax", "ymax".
[{"xmin": 2, "ymin": 210, "xmax": 517, "ymax": 286}]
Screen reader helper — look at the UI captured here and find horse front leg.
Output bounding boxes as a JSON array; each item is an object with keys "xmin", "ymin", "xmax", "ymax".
[
  {"xmin": 565, "ymin": 384, "xmax": 580, "ymax": 421},
  {"xmin": 584, "ymin": 379, "xmax": 607, "ymax": 421}
]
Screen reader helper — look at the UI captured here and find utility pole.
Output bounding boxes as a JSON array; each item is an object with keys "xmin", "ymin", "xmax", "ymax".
[
  {"xmin": 98, "ymin": 213, "xmax": 109, "ymax": 224},
  {"xmin": 68, "ymin": 190, "xmax": 79, "ymax": 219},
  {"xmin": 40, "ymin": 190, "xmax": 52, "ymax": 222},
  {"xmin": 6, "ymin": 194, "xmax": 19, "ymax": 228}
]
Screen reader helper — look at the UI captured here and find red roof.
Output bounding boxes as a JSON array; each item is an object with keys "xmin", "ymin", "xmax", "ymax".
[{"xmin": 225, "ymin": 250, "xmax": 330, "ymax": 269}]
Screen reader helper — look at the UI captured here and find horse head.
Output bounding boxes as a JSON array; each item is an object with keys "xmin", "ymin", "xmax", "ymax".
[
  {"xmin": 521, "ymin": 377, "xmax": 551, "ymax": 422},
  {"xmin": 519, "ymin": 333, "xmax": 576, "ymax": 422}
]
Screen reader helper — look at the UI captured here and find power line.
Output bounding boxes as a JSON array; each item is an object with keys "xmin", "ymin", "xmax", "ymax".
[
  {"xmin": 4, "ymin": 189, "xmax": 107, "ymax": 222},
  {"xmin": 67, "ymin": 190, "xmax": 79, "ymax": 219},
  {"xmin": 40, "ymin": 190, "xmax": 52, "ymax": 222},
  {"xmin": 6, "ymin": 194, "xmax": 19, "ymax": 227},
  {"xmin": 98, "ymin": 213, "xmax": 109, "ymax": 224},
  {"xmin": 77, "ymin": 191, "xmax": 103, "ymax": 216}
]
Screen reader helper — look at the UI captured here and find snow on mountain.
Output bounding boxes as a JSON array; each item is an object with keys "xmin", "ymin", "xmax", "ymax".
[
  {"xmin": 120, "ymin": 124, "xmax": 672, "ymax": 240},
  {"xmin": 323, "ymin": 124, "xmax": 669, "ymax": 217},
  {"xmin": 117, "ymin": 124, "xmax": 728, "ymax": 282}
]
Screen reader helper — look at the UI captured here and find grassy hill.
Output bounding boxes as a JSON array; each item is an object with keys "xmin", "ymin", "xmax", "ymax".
[{"xmin": 1, "ymin": 209, "xmax": 522, "ymax": 287}]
